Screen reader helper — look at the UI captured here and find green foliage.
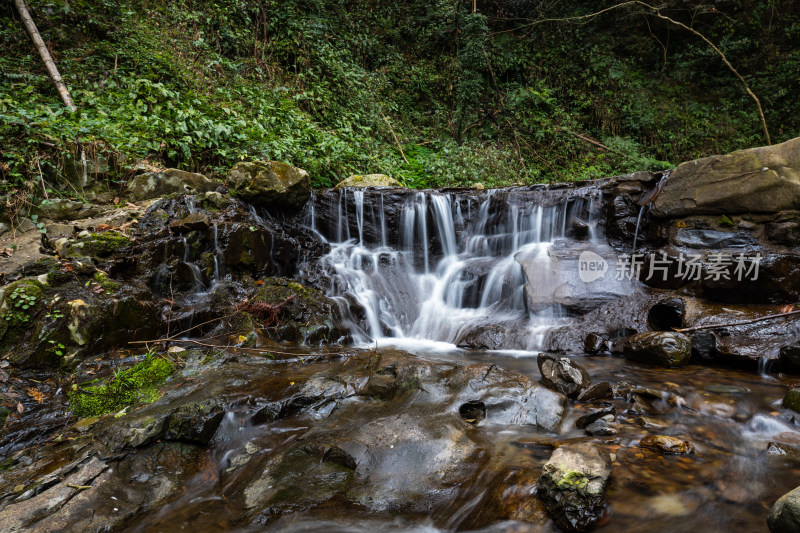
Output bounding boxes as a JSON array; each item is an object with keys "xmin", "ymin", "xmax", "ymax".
[
  {"xmin": 69, "ymin": 356, "xmax": 175, "ymax": 418},
  {"xmin": 0, "ymin": 0, "xmax": 797, "ymax": 193},
  {"xmin": 2, "ymin": 281, "xmax": 43, "ymax": 325}
]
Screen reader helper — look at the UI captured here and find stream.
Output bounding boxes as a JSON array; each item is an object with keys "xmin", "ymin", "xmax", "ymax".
[{"xmin": 105, "ymin": 348, "xmax": 800, "ymax": 533}]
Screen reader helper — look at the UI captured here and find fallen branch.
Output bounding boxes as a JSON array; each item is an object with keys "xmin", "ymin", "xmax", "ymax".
[
  {"xmin": 381, "ymin": 113, "xmax": 409, "ymax": 164},
  {"xmin": 128, "ymin": 337, "xmax": 352, "ymax": 358},
  {"xmin": 675, "ymin": 310, "xmax": 800, "ymax": 333},
  {"xmin": 13, "ymin": 0, "xmax": 76, "ymax": 111}
]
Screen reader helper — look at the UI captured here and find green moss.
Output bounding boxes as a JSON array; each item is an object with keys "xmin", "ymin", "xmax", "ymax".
[
  {"xmin": 69, "ymin": 357, "xmax": 176, "ymax": 418},
  {"xmin": 67, "ymin": 232, "xmax": 130, "ymax": 259},
  {"xmin": 554, "ymin": 470, "xmax": 589, "ymax": 491},
  {"xmin": 93, "ymin": 271, "xmax": 121, "ymax": 293}
]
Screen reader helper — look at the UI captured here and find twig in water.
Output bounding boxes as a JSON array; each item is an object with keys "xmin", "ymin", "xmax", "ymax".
[{"xmin": 675, "ymin": 310, "xmax": 800, "ymax": 333}]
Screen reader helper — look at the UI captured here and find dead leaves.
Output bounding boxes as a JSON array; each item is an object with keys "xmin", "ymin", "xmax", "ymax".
[
  {"xmin": 780, "ymin": 304, "xmax": 796, "ymax": 313},
  {"xmin": 27, "ymin": 387, "xmax": 45, "ymax": 403}
]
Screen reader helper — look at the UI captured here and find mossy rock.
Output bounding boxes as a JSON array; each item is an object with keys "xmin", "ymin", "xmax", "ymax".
[
  {"xmin": 228, "ymin": 160, "xmax": 310, "ymax": 211},
  {"xmin": 652, "ymin": 137, "xmax": 800, "ymax": 217},
  {"xmin": 233, "ymin": 277, "xmax": 350, "ymax": 345},
  {"xmin": 69, "ymin": 357, "xmax": 175, "ymax": 418},
  {"xmin": 334, "ymin": 173, "xmax": 404, "ymax": 189},
  {"xmin": 65, "ymin": 231, "xmax": 130, "ymax": 260}
]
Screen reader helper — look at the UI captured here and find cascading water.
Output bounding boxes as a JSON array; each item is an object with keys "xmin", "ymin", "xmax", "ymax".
[{"xmin": 305, "ymin": 185, "xmax": 629, "ymax": 352}]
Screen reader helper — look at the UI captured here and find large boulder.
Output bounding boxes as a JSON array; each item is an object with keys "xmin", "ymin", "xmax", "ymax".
[
  {"xmin": 126, "ymin": 169, "xmax": 217, "ymax": 201},
  {"xmin": 769, "ymin": 485, "xmax": 800, "ymax": 533},
  {"xmin": 228, "ymin": 161, "xmax": 310, "ymax": 211},
  {"xmin": 652, "ymin": 137, "xmax": 800, "ymax": 217},
  {"xmin": 623, "ymin": 332, "xmax": 692, "ymax": 367},
  {"xmin": 537, "ymin": 442, "xmax": 612, "ymax": 532},
  {"xmin": 334, "ymin": 174, "xmax": 404, "ymax": 189}
]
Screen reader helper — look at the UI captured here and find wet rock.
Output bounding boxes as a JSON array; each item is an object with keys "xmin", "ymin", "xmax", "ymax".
[
  {"xmin": 768, "ymin": 485, "xmax": 800, "ymax": 533},
  {"xmin": 228, "ymin": 161, "xmax": 310, "ymax": 211},
  {"xmin": 169, "ymin": 211, "xmax": 211, "ymax": 233},
  {"xmin": 636, "ymin": 416, "xmax": 669, "ymax": 430},
  {"xmin": 576, "ymin": 406, "xmax": 615, "ymax": 429},
  {"xmin": 768, "ymin": 442, "xmax": 800, "ymax": 458},
  {"xmin": 779, "ymin": 345, "xmax": 800, "ymax": 371},
  {"xmin": 537, "ymin": 353, "xmax": 592, "ymax": 398},
  {"xmin": 232, "ymin": 278, "xmax": 350, "ymax": 345},
  {"xmin": 652, "ymin": 137, "xmax": 800, "ymax": 217},
  {"xmin": 334, "ymin": 174, "xmax": 404, "ymax": 189},
  {"xmin": 569, "ymin": 218, "xmax": 591, "ymax": 240},
  {"xmin": 584, "ymin": 418, "xmax": 616, "ymax": 436},
  {"xmin": 454, "ymin": 363, "xmax": 569, "ymax": 431},
  {"xmin": 456, "ymin": 324, "xmax": 509, "ymax": 350},
  {"xmin": 783, "ymin": 387, "xmax": 800, "ymax": 413},
  {"xmin": 691, "ymin": 331, "xmax": 718, "ymax": 362},
  {"xmin": 673, "ymin": 229, "xmax": 757, "ymax": 248},
  {"xmin": 639, "ymin": 435, "xmax": 694, "ymax": 455},
  {"xmin": 127, "ymin": 168, "xmax": 217, "ymax": 201},
  {"xmin": 537, "ymin": 442, "xmax": 612, "ymax": 532},
  {"xmin": 163, "ymin": 401, "xmax": 225, "ymax": 445},
  {"xmin": 623, "ymin": 332, "xmax": 691, "ymax": 367},
  {"xmin": 584, "ymin": 332, "xmax": 606, "ymax": 354},
  {"xmin": 577, "ymin": 382, "xmax": 612, "ymax": 403}
]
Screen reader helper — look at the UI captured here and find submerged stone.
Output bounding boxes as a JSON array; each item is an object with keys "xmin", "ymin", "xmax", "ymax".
[
  {"xmin": 768, "ymin": 485, "xmax": 800, "ymax": 533},
  {"xmin": 639, "ymin": 435, "xmax": 694, "ymax": 455}
]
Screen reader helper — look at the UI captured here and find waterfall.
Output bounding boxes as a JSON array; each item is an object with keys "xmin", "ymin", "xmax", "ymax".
[{"xmin": 305, "ymin": 185, "xmax": 628, "ymax": 352}]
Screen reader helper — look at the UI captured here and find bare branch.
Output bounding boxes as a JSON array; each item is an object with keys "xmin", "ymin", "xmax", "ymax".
[{"xmin": 13, "ymin": 0, "xmax": 76, "ymax": 111}]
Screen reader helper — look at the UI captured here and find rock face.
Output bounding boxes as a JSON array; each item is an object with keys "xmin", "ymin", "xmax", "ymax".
[
  {"xmin": 537, "ymin": 442, "xmax": 612, "ymax": 532},
  {"xmin": 537, "ymin": 353, "xmax": 592, "ymax": 398},
  {"xmin": 228, "ymin": 161, "xmax": 311, "ymax": 211},
  {"xmin": 126, "ymin": 169, "xmax": 217, "ymax": 200},
  {"xmin": 651, "ymin": 137, "xmax": 800, "ymax": 217},
  {"xmin": 768, "ymin": 486, "xmax": 800, "ymax": 533},
  {"xmin": 623, "ymin": 332, "xmax": 692, "ymax": 367},
  {"xmin": 334, "ymin": 173, "xmax": 404, "ymax": 189}
]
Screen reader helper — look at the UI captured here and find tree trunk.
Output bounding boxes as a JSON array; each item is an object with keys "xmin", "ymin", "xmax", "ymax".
[{"xmin": 13, "ymin": 0, "xmax": 76, "ymax": 111}]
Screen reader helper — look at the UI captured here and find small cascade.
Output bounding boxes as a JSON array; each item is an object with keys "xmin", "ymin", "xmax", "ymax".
[{"xmin": 305, "ymin": 185, "xmax": 623, "ymax": 351}]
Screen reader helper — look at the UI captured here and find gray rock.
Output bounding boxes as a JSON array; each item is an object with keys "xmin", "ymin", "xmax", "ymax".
[
  {"xmin": 334, "ymin": 173, "xmax": 404, "ymax": 189},
  {"xmin": 768, "ymin": 485, "xmax": 800, "ymax": 532},
  {"xmin": 537, "ymin": 442, "xmax": 612, "ymax": 532},
  {"xmin": 576, "ymin": 406, "xmax": 615, "ymax": 429},
  {"xmin": 228, "ymin": 160, "xmax": 310, "ymax": 211},
  {"xmin": 584, "ymin": 419, "xmax": 616, "ymax": 436},
  {"xmin": 652, "ymin": 137, "xmax": 800, "ymax": 217},
  {"xmin": 538, "ymin": 353, "xmax": 592, "ymax": 397},
  {"xmin": 623, "ymin": 332, "xmax": 692, "ymax": 367},
  {"xmin": 126, "ymin": 169, "xmax": 217, "ymax": 201},
  {"xmin": 673, "ymin": 228, "xmax": 757, "ymax": 248}
]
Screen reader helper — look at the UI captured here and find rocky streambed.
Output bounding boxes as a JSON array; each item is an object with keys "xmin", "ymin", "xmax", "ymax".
[{"xmin": 2, "ymin": 139, "xmax": 800, "ymax": 531}]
